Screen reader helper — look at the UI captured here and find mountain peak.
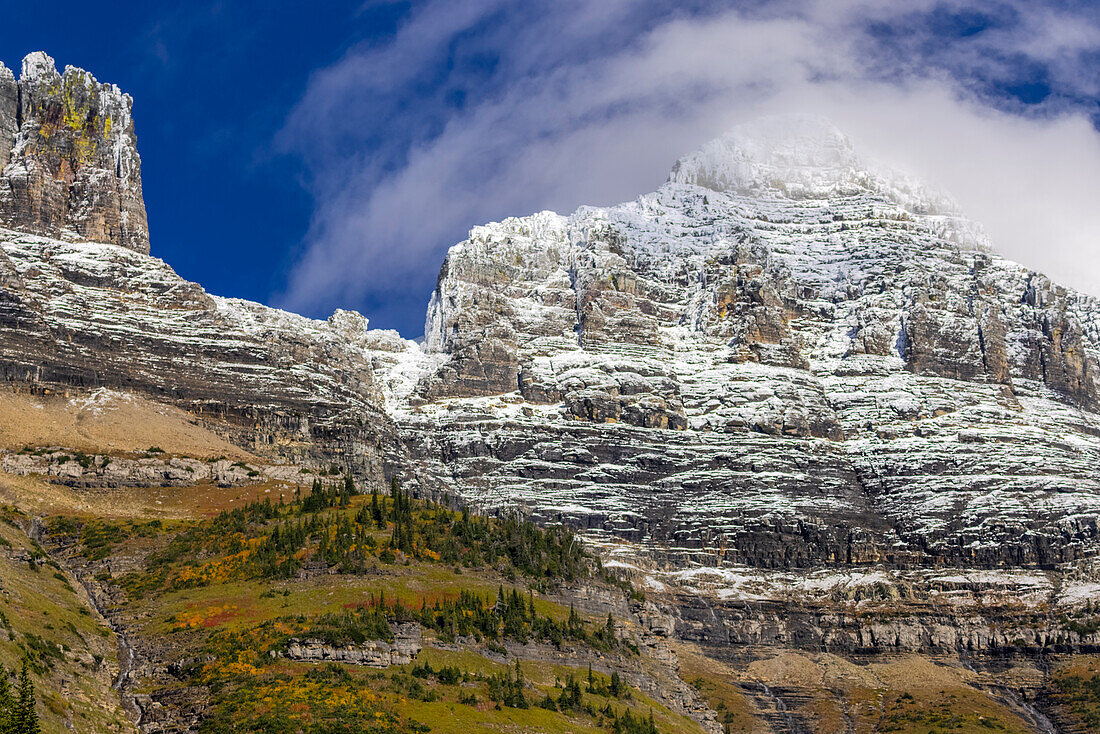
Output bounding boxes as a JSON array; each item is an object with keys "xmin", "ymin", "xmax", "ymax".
[
  {"xmin": 669, "ymin": 114, "xmax": 863, "ymax": 197},
  {"xmin": 20, "ymin": 51, "xmax": 59, "ymax": 84},
  {"xmin": 667, "ymin": 114, "xmax": 985, "ymax": 251},
  {"xmin": 0, "ymin": 51, "xmax": 149, "ymax": 253},
  {"xmin": 19, "ymin": 50, "xmax": 58, "ymax": 83}
]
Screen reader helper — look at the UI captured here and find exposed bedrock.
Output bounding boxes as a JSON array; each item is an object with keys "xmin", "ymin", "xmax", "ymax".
[
  {"xmin": 676, "ymin": 601, "xmax": 1100, "ymax": 655},
  {"xmin": 0, "ymin": 53, "xmax": 420, "ymax": 486},
  {"xmin": 0, "ymin": 53, "xmax": 148, "ymax": 253},
  {"xmin": 0, "ymin": 229, "xmax": 410, "ymax": 482},
  {"xmin": 397, "ymin": 116, "xmax": 1100, "ymax": 570}
]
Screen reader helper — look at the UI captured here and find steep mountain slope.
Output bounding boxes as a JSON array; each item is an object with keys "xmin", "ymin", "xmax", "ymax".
[
  {"xmin": 0, "ymin": 226, "xmax": 407, "ymax": 477},
  {"xmin": 0, "ymin": 507, "xmax": 133, "ymax": 733},
  {"xmin": 384, "ymin": 115, "xmax": 1100, "ymax": 572}
]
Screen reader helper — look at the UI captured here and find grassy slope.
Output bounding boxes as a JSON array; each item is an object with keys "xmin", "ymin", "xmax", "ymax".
[
  {"xmin": 1049, "ymin": 654, "xmax": 1100, "ymax": 731},
  {"xmin": 0, "ymin": 389, "xmax": 249, "ymax": 457},
  {"xmin": 0, "ymin": 509, "xmax": 132, "ymax": 732},
  {"xmin": 40, "ymin": 482, "xmax": 702, "ymax": 734},
  {"xmin": 676, "ymin": 644, "xmax": 1046, "ymax": 734}
]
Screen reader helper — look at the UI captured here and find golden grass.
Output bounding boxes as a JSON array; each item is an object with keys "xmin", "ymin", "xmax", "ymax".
[
  {"xmin": 0, "ymin": 470, "xmax": 300, "ymax": 521},
  {"xmin": 675, "ymin": 643, "xmax": 1036, "ymax": 734},
  {"xmin": 674, "ymin": 644, "xmax": 771, "ymax": 733},
  {"xmin": 0, "ymin": 388, "xmax": 249, "ymax": 458}
]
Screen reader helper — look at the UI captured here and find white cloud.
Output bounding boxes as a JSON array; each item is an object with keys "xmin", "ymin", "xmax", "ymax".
[{"xmin": 278, "ymin": 0, "xmax": 1100, "ymax": 335}]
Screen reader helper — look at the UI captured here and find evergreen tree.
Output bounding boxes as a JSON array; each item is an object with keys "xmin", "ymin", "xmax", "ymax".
[
  {"xmin": 610, "ymin": 671, "xmax": 623, "ymax": 698},
  {"xmin": 371, "ymin": 487, "xmax": 383, "ymax": 527},
  {"xmin": 568, "ymin": 603, "xmax": 583, "ymax": 637},
  {"xmin": 0, "ymin": 664, "xmax": 13, "ymax": 733},
  {"xmin": 510, "ymin": 660, "xmax": 528, "ymax": 708},
  {"xmin": 14, "ymin": 659, "xmax": 38, "ymax": 734}
]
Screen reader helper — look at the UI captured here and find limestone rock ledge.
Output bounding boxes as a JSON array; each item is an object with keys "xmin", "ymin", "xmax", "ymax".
[{"xmin": 282, "ymin": 624, "xmax": 423, "ymax": 667}]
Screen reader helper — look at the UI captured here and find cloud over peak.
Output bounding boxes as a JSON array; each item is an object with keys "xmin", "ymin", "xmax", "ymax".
[{"xmin": 277, "ymin": 0, "xmax": 1100, "ymax": 337}]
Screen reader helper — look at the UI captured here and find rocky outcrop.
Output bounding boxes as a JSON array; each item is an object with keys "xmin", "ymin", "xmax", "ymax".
[
  {"xmin": 672, "ymin": 588, "xmax": 1100, "ymax": 656},
  {"xmin": 0, "ymin": 54, "xmax": 419, "ymax": 488},
  {"xmin": 283, "ymin": 624, "xmax": 422, "ymax": 667},
  {"xmin": 0, "ymin": 449, "xmax": 310, "ymax": 488},
  {"xmin": 0, "ymin": 53, "xmax": 148, "ymax": 253}
]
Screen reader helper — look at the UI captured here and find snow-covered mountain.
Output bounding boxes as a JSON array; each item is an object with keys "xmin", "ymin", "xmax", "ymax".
[
  {"xmin": 381, "ymin": 114, "xmax": 1100, "ymax": 574},
  {"xmin": 10, "ymin": 52, "xmax": 1100, "ymax": 734}
]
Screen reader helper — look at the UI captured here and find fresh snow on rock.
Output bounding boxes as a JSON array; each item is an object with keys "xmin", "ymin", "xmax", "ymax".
[{"xmin": 372, "ymin": 115, "xmax": 1100, "ymax": 579}]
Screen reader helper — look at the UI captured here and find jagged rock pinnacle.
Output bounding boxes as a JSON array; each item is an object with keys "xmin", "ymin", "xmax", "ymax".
[{"xmin": 0, "ymin": 52, "xmax": 149, "ymax": 253}]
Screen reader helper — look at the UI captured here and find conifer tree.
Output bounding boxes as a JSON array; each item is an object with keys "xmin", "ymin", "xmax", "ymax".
[
  {"xmin": 371, "ymin": 486, "xmax": 383, "ymax": 527},
  {"xmin": 568, "ymin": 603, "xmax": 583, "ymax": 636},
  {"xmin": 510, "ymin": 660, "xmax": 527, "ymax": 708},
  {"xmin": 610, "ymin": 671, "xmax": 623, "ymax": 698},
  {"xmin": 14, "ymin": 659, "xmax": 38, "ymax": 734},
  {"xmin": 0, "ymin": 664, "xmax": 13, "ymax": 733}
]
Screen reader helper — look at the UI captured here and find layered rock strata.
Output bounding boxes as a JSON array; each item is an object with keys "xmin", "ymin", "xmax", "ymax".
[
  {"xmin": 0, "ymin": 53, "xmax": 421, "ymax": 486},
  {"xmin": 283, "ymin": 624, "xmax": 423, "ymax": 667},
  {"xmin": 382, "ymin": 115, "xmax": 1100, "ymax": 571},
  {"xmin": 0, "ymin": 227, "xmax": 410, "ymax": 479}
]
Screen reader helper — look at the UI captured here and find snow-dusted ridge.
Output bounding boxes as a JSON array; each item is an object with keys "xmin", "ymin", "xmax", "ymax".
[
  {"xmin": 386, "ymin": 115, "xmax": 1100, "ymax": 576},
  {"xmin": 671, "ymin": 116, "xmax": 971, "ymax": 212},
  {"xmin": 0, "ymin": 227, "xmax": 406, "ymax": 480}
]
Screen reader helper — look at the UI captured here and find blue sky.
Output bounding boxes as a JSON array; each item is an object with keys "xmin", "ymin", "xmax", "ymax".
[{"xmin": 3, "ymin": 1, "xmax": 1100, "ymax": 337}]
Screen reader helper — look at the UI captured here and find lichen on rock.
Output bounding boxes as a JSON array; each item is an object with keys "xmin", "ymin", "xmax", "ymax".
[{"xmin": 0, "ymin": 52, "xmax": 148, "ymax": 253}]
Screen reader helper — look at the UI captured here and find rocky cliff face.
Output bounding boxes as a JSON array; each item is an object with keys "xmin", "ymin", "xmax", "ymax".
[
  {"xmin": 0, "ymin": 226, "xmax": 412, "ymax": 479},
  {"xmin": 6, "ymin": 56, "xmax": 1099, "ymax": 732},
  {"xmin": 383, "ymin": 116, "xmax": 1100, "ymax": 573},
  {"xmin": 0, "ymin": 60, "xmax": 1096, "ymax": 647},
  {"xmin": 283, "ymin": 624, "xmax": 423, "ymax": 667},
  {"xmin": 0, "ymin": 53, "xmax": 148, "ymax": 253}
]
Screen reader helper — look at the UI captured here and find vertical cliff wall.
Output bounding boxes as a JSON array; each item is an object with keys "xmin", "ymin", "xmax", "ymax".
[{"xmin": 0, "ymin": 52, "xmax": 148, "ymax": 253}]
